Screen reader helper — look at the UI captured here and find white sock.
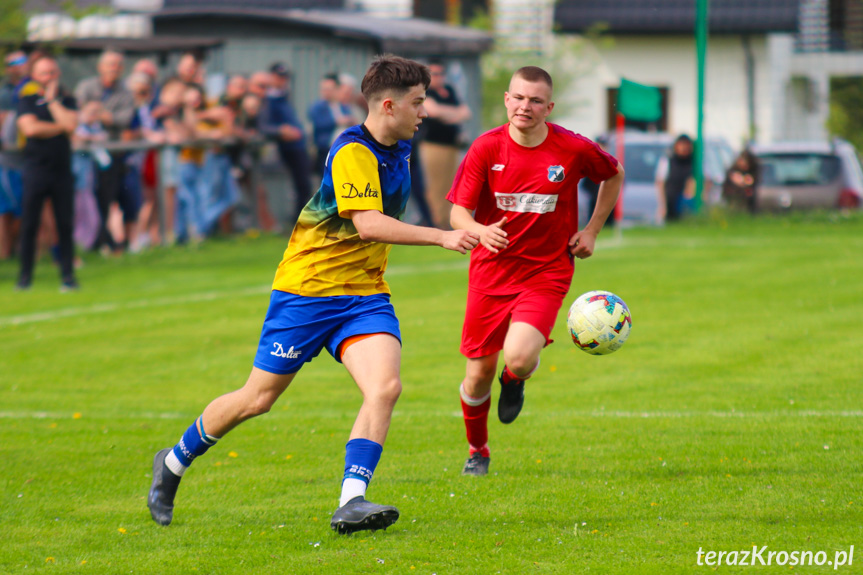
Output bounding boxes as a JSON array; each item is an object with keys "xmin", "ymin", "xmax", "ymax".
[
  {"xmin": 339, "ymin": 478, "xmax": 368, "ymax": 507},
  {"xmin": 460, "ymin": 383, "xmax": 491, "ymax": 406},
  {"xmin": 164, "ymin": 450, "xmax": 188, "ymax": 477}
]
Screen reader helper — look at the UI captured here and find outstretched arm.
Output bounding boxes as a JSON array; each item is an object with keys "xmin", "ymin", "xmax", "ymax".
[{"xmin": 349, "ymin": 209, "xmax": 479, "ymax": 254}]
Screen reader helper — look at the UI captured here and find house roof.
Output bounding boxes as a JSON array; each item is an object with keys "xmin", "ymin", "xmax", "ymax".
[
  {"xmin": 554, "ymin": 0, "xmax": 800, "ymax": 35},
  {"xmin": 152, "ymin": 8, "xmax": 493, "ymax": 55},
  {"xmin": 20, "ymin": 35, "xmax": 223, "ymax": 53}
]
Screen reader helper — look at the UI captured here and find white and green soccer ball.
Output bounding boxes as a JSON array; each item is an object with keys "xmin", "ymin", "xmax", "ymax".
[{"xmin": 567, "ymin": 290, "xmax": 632, "ymax": 355}]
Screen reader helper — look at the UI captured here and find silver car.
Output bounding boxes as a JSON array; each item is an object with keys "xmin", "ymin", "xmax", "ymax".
[{"xmin": 750, "ymin": 140, "xmax": 863, "ymax": 211}]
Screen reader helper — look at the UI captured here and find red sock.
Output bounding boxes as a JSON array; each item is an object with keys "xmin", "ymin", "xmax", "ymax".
[
  {"xmin": 501, "ymin": 365, "xmax": 522, "ymax": 385},
  {"xmin": 502, "ymin": 360, "xmax": 539, "ymax": 384},
  {"xmin": 461, "ymin": 395, "xmax": 491, "ymax": 458}
]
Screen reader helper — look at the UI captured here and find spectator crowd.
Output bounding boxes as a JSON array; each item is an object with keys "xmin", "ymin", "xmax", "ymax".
[{"xmin": 3, "ymin": 48, "xmax": 467, "ymax": 291}]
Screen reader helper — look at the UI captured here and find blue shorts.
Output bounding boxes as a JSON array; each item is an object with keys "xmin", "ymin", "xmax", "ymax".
[
  {"xmin": 253, "ymin": 291, "xmax": 401, "ymax": 375},
  {"xmin": 0, "ymin": 166, "xmax": 22, "ymax": 216}
]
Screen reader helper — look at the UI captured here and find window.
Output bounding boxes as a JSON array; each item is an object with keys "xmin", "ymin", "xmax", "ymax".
[{"xmin": 758, "ymin": 154, "xmax": 842, "ymax": 186}]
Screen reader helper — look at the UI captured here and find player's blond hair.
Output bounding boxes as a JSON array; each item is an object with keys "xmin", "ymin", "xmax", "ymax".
[{"xmin": 512, "ymin": 66, "xmax": 553, "ymax": 91}]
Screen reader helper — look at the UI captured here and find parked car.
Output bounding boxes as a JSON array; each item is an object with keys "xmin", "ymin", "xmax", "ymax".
[
  {"xmin": 579, "ymin": 131, "xmax": 735, "ymax": 226},
  {"xmin": 749, "ymin": 139, "xmax": 863, "ymax": 211}
]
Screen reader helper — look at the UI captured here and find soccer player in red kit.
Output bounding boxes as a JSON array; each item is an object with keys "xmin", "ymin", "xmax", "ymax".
[{"xmin": 447, "ymin": 66, "xmax": 624, "ymax": 475}]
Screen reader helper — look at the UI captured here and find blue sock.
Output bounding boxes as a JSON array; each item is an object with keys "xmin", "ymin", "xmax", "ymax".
[
  {"xmin": 172, "ymin": 416, "xmax": 219, "ymax": 467},
  {"xmin": 340, "ymin": 438, "xmax": 383, "ymax": 506}
]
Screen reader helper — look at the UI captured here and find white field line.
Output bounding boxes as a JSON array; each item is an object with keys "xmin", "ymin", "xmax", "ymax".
[
  {"xmin": 556, "ymin": 410, "xmax": 863, "ymax": 418},
  {"xmin": 0, "ymin": 260, "xmax": 470, "ymax": 328},
  {"xmin": 0, "ymin": 287, "xmax": 269, "ymax": 328},
  {"xmin": 1, "ymin": 409, "xmax": 862, "ymax": 421}
]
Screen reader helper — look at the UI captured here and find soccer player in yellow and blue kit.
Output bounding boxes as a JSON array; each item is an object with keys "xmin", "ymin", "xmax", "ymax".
[{"xmin": 148, "ymin": 55, "xmax": 479, "ymax": 534}]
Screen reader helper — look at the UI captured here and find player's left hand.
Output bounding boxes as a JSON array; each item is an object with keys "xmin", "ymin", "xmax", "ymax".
[{"xmin": 568, "ymin": 230, "xmax": 597, "ymax": 259}]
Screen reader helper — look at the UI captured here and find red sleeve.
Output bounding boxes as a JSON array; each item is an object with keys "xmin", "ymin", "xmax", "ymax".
[
  {"xmin": 577, "ymin": 135, "xmax": 619, "ymax": 183},
  {"xmin": 446, "ymin": 138, "xmax": 488, "ymax": 211}
]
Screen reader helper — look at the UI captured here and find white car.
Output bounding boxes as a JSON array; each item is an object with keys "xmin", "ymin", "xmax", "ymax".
[{"xmin": 579, "ymin": 131, "xmax": 735, "ymax": 226}]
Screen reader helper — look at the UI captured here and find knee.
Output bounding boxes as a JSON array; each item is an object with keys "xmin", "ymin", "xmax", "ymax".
[
  {"xmin": 368, "ymin": 377, "xmax": 402, "ymax": 406},
  {"xmin": 466, "ymin": 363, "xmax": 497, "ymax": 387},
  {"xmin": 503, "ymin": 350, "xmax": 538, "ymax": 377},
  {"xmin": 241, "ymin": 389, "xmax": 279, "ymax": 419}
]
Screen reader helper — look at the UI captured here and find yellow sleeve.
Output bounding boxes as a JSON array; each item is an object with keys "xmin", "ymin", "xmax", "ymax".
[
  {"xmin": 332, "ymin": 143, "xmax": 383, "ymax": 217},
  {"xmin": 18, "ymin": 81, "xmax": 40, "ymax": 97}
]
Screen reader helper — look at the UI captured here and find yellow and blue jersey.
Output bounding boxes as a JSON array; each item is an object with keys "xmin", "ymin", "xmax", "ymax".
[{"xmin": 272, "ymin": 124, "xmax": 412, "ymax": 297}]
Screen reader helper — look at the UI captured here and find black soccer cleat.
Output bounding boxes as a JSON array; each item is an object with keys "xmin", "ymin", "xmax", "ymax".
[
  {"xmin": 497, "ymin": 370, "xmax": 525, "ymax": 424},
  {"xmin": 462, "ymin": 452, "xmax": 491, "ymax": 476},
  {"xmin": 148, "ymin": 448, "xmax": 182, "ymax": 526},
  {"xmin": 330, "ymin": 496, "xmax": 399, "ymax": 535}
]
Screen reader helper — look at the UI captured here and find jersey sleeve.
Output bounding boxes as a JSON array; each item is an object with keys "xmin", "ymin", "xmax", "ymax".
[
  {"xmin": 18, "ymin": 81, "xmax": 40, "ymax": 100},
  {"xmin": 16, "ymin": 94, "xmax": 38, "ymax": 117},
  {"xmin": 332, "ymin": 142, "xmax": 384, "ymax": 217},
  {"xmin": 580, "ymin": 139, "xmax": 620, "ymax": 183},
  {"xmin": 446, "ymin": 141, "xmax": 487, "ymax": 210}
]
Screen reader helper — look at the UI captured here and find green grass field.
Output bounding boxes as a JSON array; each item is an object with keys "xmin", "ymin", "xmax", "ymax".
[{"xmin": 2, "ymin": 211, "xmax": 863, "ymax": 574}]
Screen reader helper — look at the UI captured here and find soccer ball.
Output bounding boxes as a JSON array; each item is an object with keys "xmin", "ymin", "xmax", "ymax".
[{"xmin": 567, "ymin": 290, "xmax": 632, "ymax": 355}]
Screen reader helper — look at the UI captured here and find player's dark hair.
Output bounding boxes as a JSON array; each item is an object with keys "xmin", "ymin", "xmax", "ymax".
[
  {"xmin": 324, "ymin": 72, "xmax": 340, "ymax": 85},
  {"xmin": 361, "ymin": 54, "xmax": 430, "ymax": 103},
  {"xmin": 513, "ymin": 66, "xmax": 553, "ymax": 90}
]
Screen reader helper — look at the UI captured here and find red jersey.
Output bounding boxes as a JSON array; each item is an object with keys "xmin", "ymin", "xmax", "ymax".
[{"xmin": 447, "ymin": 123, "xmax": 619, "ymax": 295}]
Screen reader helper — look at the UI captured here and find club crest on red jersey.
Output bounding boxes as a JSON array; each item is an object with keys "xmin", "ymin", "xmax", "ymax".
[
  {"xmin": 547, "ymin": 165, "xmax": 565, "ymax": 182},
  {"xmin": 497, "ymin": 194, "xmax": 517, "ymax": 209}
]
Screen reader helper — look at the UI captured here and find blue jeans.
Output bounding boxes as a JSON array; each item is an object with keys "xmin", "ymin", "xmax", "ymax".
[
  {"xmin": 176, "ymin": 160, "xmax": 204, "ymax": 241},
  {"xmin": 200, "ymin": 152, "xmax": 240, "ymax": 235}
]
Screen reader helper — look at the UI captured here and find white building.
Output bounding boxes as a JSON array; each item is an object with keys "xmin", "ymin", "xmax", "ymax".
[{"xmin": 552, "ymin": 0, "xmax": 863, "ymax": 147}]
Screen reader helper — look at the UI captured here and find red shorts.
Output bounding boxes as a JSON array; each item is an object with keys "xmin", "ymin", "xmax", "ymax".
[{"xmin": 460, "ymin": 285, "xmax": 568, "ymax": 358}]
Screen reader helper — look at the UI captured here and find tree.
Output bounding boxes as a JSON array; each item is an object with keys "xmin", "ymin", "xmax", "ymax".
[
  {"xmin": 827, "ymin": 77, "xmax": 863, "ymax": 154},
  {"xmin": 0, "ymin": 0, "xmax": 27, "ymax": 47}
]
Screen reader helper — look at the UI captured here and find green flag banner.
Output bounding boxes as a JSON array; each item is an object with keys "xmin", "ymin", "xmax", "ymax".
[{"xmin": 617, "ymin": 78, "xmax": 662, "ymax": 122}]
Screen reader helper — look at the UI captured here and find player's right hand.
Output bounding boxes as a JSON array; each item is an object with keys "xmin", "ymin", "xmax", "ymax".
[
  {"xmin": 443, "ymin": 229, "xmax": 480, "ymax": 254},
  {"xmin": 480, "ymin": 216, "xmax": 509, "ymax": 254}
]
